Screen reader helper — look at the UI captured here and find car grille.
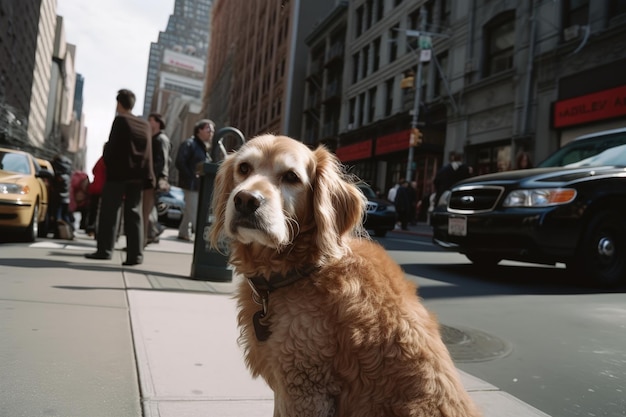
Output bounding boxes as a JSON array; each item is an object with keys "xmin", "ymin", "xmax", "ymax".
[{"xmin": 448, "ymin": 185, "xmax": 504, "ymax": 213}]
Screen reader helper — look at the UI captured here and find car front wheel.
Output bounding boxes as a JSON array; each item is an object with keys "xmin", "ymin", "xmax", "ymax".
[
  {"xmin": 23, "ymin": 204, "xmax": 39, "ymax": 242},
  {"xmin": 571, "ymin": 210, "xmax": 626, "ymax": 287}
]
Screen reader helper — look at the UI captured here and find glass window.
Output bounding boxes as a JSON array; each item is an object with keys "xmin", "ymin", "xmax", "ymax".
[
  {"xmin": 389, "ymin": 24, "xmax": 399, "ymax": 62},
  {"xmin": 352, "ymin": 53, "xmax": 359, "ymax": 84},
  {"xmin": 609, "ymin": 0, "xmax": 626, "ymax": 16},
  {"xmin": 434, "ymin": 52, "xmax": 448, "ymax": 98},
  {"xmin": 349, "ymin": 97, "xmax": 356, "ymax": 127},
  {"xmin": 563, "ymin": 0, "xmax": 589, "ymax": 28},
  {"xmin": 355, "ymin": 6, "xmax": 364, "ymax": 37},
  {"xmin": 368, "ymin": 87, "xmax": 377, "ymax": 122},
  {"xmin": 385, "ymin": 77, "xmax": 394, "ymax": 116},
  {"xmin": 373, "ymin": 37, "xmax": 381, "ymax": 72},
  {"xmin": 483, "ymin": 11, "xmax": 515, "ymax": 77}
]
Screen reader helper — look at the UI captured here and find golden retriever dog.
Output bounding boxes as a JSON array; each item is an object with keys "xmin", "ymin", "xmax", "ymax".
[{"xmin": 210, "ymin": 134, "xmax": 482, "ymax": 417}]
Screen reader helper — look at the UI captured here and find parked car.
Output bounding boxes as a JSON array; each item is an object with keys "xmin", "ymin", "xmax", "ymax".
[
  {"xmin": 357, "ymin": 183, "xmax": 397, "ymax": 237},
  {"xmin": 156, "ymin": 185, "xmax": 185, "ymax": 227},
  {"xmin": 0, "ymin": 147, "xmax": 54, "ymax": 241},
  {"xmin": 431, "ymin": 128, "xmax": 626, "ymax": 287}
]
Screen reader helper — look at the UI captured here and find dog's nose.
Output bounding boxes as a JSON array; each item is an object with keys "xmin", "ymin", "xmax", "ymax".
[{"xmin": 234, "ymin": 190, "xmax": 265, "ymax": 215}]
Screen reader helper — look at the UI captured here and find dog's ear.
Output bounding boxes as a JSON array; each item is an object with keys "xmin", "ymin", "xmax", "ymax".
[
  {"xmin": 209, "ymin": 154, "xmax": 236, "ymax": 250},
  {"xmin": 312, "ymin": 146, "xmax": 366, "ymax": 259}
]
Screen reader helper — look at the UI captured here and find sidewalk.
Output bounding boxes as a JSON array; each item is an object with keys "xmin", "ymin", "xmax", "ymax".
[
  {"xmin": 130, "ymin": 227, "xmax": 549, "ymax": 417},
  {"xmin": 11, "ymin": 226, "xmax": 549, "ymax": 417}
]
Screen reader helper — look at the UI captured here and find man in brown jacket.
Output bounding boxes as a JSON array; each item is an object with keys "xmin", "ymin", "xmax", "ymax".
[{"xmin": 85, "ymin": 89, "xmax": 154, "ymax": 265}]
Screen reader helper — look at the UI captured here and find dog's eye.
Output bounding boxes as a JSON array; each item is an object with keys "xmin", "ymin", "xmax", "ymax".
[
  {"xmin": 238, "ymin": 162, "xmax": 251, "ymax": 176},
  {"xmin": 282, "ymin": 171, "xmax": 300, "ymax": 184}
]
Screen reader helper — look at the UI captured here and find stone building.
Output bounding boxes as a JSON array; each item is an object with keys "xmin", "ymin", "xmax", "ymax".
[{"xmin": 304, "ymin": 0, "xmax": 626, "ymax": 201}]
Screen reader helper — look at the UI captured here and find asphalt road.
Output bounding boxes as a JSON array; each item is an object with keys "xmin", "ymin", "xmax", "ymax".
[{"xmin": 380, "ymin": 232, "xmax": 626, "ymax": 417}]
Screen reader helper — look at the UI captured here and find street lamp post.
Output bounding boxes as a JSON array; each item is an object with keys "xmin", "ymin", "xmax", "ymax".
[
  {"xmin": 406, "ymin": 55, "xmax": 424, "ymax": 182},
  {"xmin": 404, "ymin": 9, "xmax": 428, "ymax": 182}
]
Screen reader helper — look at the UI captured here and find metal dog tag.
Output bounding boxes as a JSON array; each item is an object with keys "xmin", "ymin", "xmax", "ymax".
[{"xmin": 253, "ymin": 310, "xmax": 271, "ymax": 342}]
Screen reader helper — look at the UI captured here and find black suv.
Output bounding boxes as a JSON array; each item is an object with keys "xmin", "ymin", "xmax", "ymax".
[{"xmin": 431, "ymin": 128, "xmax": 626, "ymax": 287}]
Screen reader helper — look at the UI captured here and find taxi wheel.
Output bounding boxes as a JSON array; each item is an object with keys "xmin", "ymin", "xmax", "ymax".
[{"xmin": 23, "ymin": 204, "xmax": 39, "ymax": 242}]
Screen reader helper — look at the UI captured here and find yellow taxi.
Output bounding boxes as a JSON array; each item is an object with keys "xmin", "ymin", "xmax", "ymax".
[{"xmin": 0, "ymin": 147, "xmax": 53, "ymax": 241}]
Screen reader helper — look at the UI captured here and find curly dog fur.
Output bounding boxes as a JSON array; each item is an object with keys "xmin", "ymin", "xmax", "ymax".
[{"xmin": 210, "ymin": 134, "xmax": 482, "ymax": 417}]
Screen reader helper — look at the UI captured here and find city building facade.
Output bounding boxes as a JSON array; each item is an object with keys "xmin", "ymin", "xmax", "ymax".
[
  {"xmin": 317, "ymin": 0, "xmax": 626, "ymax": 203},
  {"xmin": 202, "ymin": 0, "xmax": 339, "ymax": 145},
  {"xmin": 0, "ymin": 1, "xmax": 85, "ymax": 167},
  {"xmin": 142, "ymin": 0, "xmax": 212, "ymax": 117},
  {"xmin": 0, "ymin": 0, "xmax": 56, "ymax": 151}
]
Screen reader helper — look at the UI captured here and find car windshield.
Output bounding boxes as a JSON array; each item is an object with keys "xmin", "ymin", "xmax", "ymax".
[
  {"xmin": 357, "ymin": 184, "xmax": 377, "ymax": 199},
  {"xmin": 0, "ymin": 151, "xmax": 31, "ymax": 174},
  {"xmin": 537, "ymin": 132, "xmax": 626, "ymax": 168},
  {"xmin": 564, "ymin": 144, "xmax": 626, "ymax": 167}
]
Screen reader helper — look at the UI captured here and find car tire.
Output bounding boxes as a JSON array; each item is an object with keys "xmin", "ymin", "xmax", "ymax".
[
  {"xmin": 38, "ymin": 207, "xmax": 50, "ymax": 238},
  {"xmin": 466, "ymin": 253, "xmax": 501, "ymax": 267},
  {"xmin": 571, "ymin": 210, "xmax": 626, "ymax": 287},
  {"xmin": 374, "ymin": 229, "xmax": 388, "ymax": 237},
  {"xmin": 23, "ymin": 204, "xmax": 39, "ymax": 242}
]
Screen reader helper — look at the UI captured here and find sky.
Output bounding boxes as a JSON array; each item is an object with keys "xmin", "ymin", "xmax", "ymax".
[{"xmin": 56, "ymin": 0, "xmax": 175, "ymax": 178}]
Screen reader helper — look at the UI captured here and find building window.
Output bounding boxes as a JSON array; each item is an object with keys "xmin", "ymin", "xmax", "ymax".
[
  {"xmin": 483, "ymin": 11, "xmax": 515, "ymax": 77},
  {"xmin": 389, "ymin": 24, "xmax": 399, "ymax": 62},
  {"xmin": 562, "ymin": 0, "xmax": 589, "ymax": 28},
  {"xmin": 609, "ymin": 0, "xmax": 626, "ymax": 16},
  {"xmin": 440, "ymin": 0, "xmax": 451, "ymax": 29},
  {"xmin": 385, "ymin": 77, "xmax": 394, "ymax": 116},
  {"xmin": 407, "ymin": 8, "xmax": 420, "ymax": 53},
  {"xmin": 376, "ymin": 0, "xmax": 384, "ymax": 22},
  {"xmin": 434, "ymin": 52, "xmax": 448, "ymax": 98},
  {"xmin": 373, "ymin": 37, "xmax": 381, "ymax": 72},
  {"xmin": 358, "ymin": 92, "xmax": 366, "ymax": 127},
  {"xmin": 355, "ymin": 5, "xmax": 364, "ymax": 37},
  {"xmin": 368, "ymin": 87, "xmax": 377, "ymax": 122},
  {"xmin": 362, "ymin": 45, "xmax": 370, "ymax": 78},
  {"xmin": 366, "ymin": 0, "xmax": 373, "ymax": 31},
  {"xmin": 349, "ymin": 97, "xmax": 356, "ymax": 128},
  {"xmin": 352, "ymin": 52, "xmax": 359, "ymax": 84}
]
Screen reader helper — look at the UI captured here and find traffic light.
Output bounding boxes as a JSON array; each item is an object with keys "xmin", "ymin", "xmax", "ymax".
[{"xmin": 409, "ymin": 128, "xmax": 423, "ymax": 147}]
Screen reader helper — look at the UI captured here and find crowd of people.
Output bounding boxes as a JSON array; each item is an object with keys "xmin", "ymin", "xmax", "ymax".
[
  {"xmin": 42, "ymin": 88, "xmax": 213, "ymax": 267},
  {"xmin": 386, "ymin": 149, "xmax": 534, "ymax": 228},
  {"xmin": 49, "ymin": 87, "xmax": 536, "ymax": 249}
]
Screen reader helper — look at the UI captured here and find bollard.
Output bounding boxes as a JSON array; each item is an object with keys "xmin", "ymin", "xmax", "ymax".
[{"xmin": 190, "ymin": 127, "xmax": 245, "ymax": 281}]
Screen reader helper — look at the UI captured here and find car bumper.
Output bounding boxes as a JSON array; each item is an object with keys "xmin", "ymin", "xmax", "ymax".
[
  {"xmin": 0, "ymin": 198, "xmax": 35, "ymax": 228},
  {"xmin": 431, "ymin": 206, "xmax": 582, "ymax": 263}
]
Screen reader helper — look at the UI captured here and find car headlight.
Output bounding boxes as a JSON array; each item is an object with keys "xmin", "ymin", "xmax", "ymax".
[
  {"xmin": 0, "ymin": 183, "xmax": 29, "ymax": 194},
  {"xmin": 503, "ymin": 188, "xmax": 577, "ymax": 207}
]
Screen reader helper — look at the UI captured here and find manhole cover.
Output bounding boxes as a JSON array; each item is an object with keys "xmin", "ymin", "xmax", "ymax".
[{"xmin": 440, "ymin": 325, "xmax": 512, "ymax": 363}]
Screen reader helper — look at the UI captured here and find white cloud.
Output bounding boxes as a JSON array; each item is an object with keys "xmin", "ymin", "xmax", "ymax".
[{"xmin": 57, "ymin": 0, "xmax": 175, "ymax": 177}]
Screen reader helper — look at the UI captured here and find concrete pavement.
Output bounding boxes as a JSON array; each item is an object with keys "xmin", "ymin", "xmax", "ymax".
[{"xmin": 0, "ymin": 225, "xmax": 551, "ymax": 416}]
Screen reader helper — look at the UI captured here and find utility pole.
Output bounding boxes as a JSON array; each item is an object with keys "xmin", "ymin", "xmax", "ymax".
[{"xmin": 405, "ymin": 8, "xmax": 428, "ymax": 182}]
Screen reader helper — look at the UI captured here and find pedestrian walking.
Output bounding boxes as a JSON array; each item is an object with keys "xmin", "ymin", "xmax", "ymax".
[
  {"xmin": 174, "ymin": 119, "xmax": 214, "ymax": 241},
  {"xmin": 85, "ymin": 89, "xmax": 154, "ymax": 265},
  {"xmin": 50, "ymin": 154, "xmax": 73, "ymax": 238},
  {"xmin": 143, "ymin": 112, "xmax": 171, "ymax": 245},
  {"xmin": 433, "ymin": 151, "xmax": 472, "ymax": 204},
  {"xmin": 394, "ymin": 180, "xmax": 412, "ymax": 230}
]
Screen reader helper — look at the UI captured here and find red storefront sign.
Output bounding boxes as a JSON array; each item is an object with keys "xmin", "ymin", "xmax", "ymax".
[
  {"xmin": 335, "ymin": 139, "xmax": 373, "ymax": 162},
  {"xmin": 554, "ymin": 85, "xmax": 626, "ymax": 128},
  {"xmin": 375, "ymin": 129, "xmax": 410, "ymax": 155}
]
